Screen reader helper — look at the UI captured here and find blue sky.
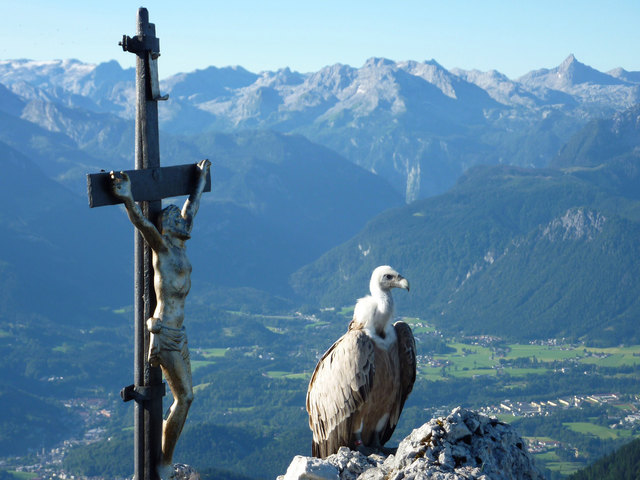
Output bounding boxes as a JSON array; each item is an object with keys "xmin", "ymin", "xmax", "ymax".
[{"xmin": 2, "ymin": 0, "xmax": 639, "ymax": 79}]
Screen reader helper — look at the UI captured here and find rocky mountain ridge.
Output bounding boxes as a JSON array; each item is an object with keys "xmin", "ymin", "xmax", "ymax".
[
  {"xmin": 2, "ymin": 54, "xmax": 636, "ymax": 115},
  {"xmin": 1, "ymin": 55, "xmax": 638, "ymax": 201}
]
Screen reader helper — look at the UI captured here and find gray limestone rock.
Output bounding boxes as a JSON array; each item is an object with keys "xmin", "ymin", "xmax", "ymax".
[
  {"xmin": 173, "ymin": 463, "xmax": 201, "ymax": 480},
  {"xmin": 280, "ymin": 455, "xmax": 340, "ymax": 480},
  {"xmin": 279, "ymin": 408, "xmax": 544, "ymax": 480}
]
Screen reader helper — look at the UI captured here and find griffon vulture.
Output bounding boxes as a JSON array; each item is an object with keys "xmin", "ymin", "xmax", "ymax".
[{"xmin": 306, "ymin": 265, "xmax": 416, "ymax": 458}]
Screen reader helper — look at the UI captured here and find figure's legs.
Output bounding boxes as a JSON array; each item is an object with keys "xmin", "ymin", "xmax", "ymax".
[{"xmin": 158, "ymin": 349, "xmax": 193, "ymax": 478}]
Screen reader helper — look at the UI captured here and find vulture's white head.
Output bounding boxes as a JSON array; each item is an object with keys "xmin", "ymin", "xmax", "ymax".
[
  {"xmin": 370, "ymin": 265, "xmax": 410, "ymax": 295},
  {"xmin": 351, "ymin": 266, "xmax": 410, "ymax": 338}
]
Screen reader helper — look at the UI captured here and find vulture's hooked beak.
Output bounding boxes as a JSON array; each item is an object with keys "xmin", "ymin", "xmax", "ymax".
[{"xmin": 396, "ymin": 276, "xmax": 410, "ymax": 292}]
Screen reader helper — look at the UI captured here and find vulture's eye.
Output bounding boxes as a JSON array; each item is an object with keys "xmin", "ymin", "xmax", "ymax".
[{"xmin": 384, "ymin": 274, "xmax": 393, "ymax": 280}]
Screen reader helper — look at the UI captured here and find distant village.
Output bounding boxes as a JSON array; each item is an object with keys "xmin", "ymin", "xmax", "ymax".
[
  {"xmin": 1, "ymin": 396, "xmax": 113, "ymax": 479},
  {"xmin": 487, "ymin": 393, "xmax": 623, "ymax": 418},
  {"xmin": 6, "ymin": 389, "xmax": 640, "ymax": 479}
]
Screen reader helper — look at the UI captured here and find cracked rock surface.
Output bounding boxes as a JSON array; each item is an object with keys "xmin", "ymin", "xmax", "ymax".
[{"xmin": 279, "ymin": 408, "xmax": 544, "ymax": 480}]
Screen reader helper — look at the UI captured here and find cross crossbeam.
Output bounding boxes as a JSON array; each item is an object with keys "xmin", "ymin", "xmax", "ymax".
[{"xmin": 87, "ymin": 164, "xmax": 212, "ymax": 208}]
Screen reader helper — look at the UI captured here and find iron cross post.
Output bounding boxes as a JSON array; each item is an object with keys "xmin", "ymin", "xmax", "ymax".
[{"xmin": 86, "ymin": 8, "xmax": 210, "ymax": 480}]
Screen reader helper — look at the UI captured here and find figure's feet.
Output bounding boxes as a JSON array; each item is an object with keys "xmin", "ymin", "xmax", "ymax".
[{"xmin": 157, "ymin": 463, "xmax": 176, "ymax": 480}]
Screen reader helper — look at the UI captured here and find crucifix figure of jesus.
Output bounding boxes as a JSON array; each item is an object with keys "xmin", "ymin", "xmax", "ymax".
[{"xmin": 110, "ymin": 159, "xmax": 210, "ymax": 479}]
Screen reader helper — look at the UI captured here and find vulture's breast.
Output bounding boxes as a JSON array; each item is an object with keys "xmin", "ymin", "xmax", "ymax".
[{"xmin": 360, "ymin": 338, "xmax": 401, "ymax": 438}]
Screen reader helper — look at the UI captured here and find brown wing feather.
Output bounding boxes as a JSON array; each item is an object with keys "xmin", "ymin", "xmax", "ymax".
[
  {"xmin": 379, "ymin": 321, "xmax": 416, "ymax": 445},
  {"xmin": 306, "ymin": 329, "xmax": 375, "ymax": 458},
  {"xmin": 394, "ymin": 321, "xmax": 417, "ymax": 403}
]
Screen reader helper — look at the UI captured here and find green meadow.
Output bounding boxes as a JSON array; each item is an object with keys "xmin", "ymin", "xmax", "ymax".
[
  {"xmin": 563, "ymin": 422, "xmax": 633, "ymax": 440},
  {"xmin": 403, "ymin": 317, "xmax": 436, "ymax": 334},
  {"xmin": 6, "ymin": 472, "xmax": 39, "ymax": 480},
  {"xmin": 200, "ymin": 347, "xmax": 228, "ymax": 358},
  {"xmin": 265, "ymin": 371, "xmax": 309, "ymax": 380},
  {"xmin": 191, "ymin": 347, "xmax": 228, "ymax": 372},
  {"xmin": 190, "ymin": 360, "xmax": 216, "ymax": 373},
  {"xmin": 533, "ymin": 451, "xmax": 583, "ymax": 476},
  {"xmin": 304, "ymin": 320, "xmax": 330, "ymax": 329},
  {"xmin": 418, "ymin": 339, "xmax": 640, "ymax": 381}
]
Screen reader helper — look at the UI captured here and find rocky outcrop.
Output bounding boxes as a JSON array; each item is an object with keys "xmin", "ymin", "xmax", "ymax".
[
  {"xmin": 172, "ymin": 463, "xmax": 201, "ymax": 480},
  {"xmin": 279, "ymin": 408, "xmax": 543, "ymax": 480},
  {"xmin": 542, "ymin": 207, "xmax": 606, "ymax": 242}
]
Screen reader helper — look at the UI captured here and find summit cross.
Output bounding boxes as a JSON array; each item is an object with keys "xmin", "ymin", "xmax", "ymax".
[{"xmin": 86, "ymin": 8, "xmax": 211, "ymax": 480}]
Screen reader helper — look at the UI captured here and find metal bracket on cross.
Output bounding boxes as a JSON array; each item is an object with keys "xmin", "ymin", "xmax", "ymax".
[
  {"xmin": 121, "ymin": 383, "xmax": 167, "ymax": 403},
  {"xmin": 118, "ymin": 14, "xmax": 168, "ymax": 101}
]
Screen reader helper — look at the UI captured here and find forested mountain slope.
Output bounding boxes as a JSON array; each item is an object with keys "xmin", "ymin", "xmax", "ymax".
[
  {"xmin": 569, "ymin": 438, "xmax": 640, "ymax": 480},
  {"xmin": 292, "ymin": 105, "xmax": 640, "ymax": 345}
]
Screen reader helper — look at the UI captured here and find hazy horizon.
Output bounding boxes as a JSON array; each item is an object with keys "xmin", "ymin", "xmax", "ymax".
[{"xmin": 2, "ymin": 0, "xmax": 639, "ymax": 80}]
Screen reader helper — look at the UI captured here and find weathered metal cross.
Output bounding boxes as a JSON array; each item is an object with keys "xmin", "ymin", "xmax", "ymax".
[{"xmin": 86, "ymin": 8, "xmax": 210, "ymax": 480}]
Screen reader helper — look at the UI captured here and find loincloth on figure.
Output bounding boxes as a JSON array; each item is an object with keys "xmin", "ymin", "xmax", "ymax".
[{"xmin": 146, "ymin": 317, "xmax": 190, "ymax": 367}]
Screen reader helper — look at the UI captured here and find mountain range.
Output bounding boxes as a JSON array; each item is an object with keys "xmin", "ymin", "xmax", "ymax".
[
  {"xmin": 1, "ymin": 54, "xmax": 639, "ymax": 202},
  {"xmin": 1, "ymin": 54, "xmax": 640, "ymax": 472},
  {"xmin": 0, "ymin": 51, "xmax": 640, "ymax": 334},
  {"xmin": 1, "ymin": 54, "xmax": 639, "ymax": 340}
]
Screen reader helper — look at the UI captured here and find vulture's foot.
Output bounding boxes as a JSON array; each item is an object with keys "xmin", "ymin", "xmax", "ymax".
[
  {"xmin": 356, "ymin": 444, "xmax": 378, "ymax": 456},
  {"xmin": 355, "ymin": 444, "xmax": 397, "ymax": 457}
]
